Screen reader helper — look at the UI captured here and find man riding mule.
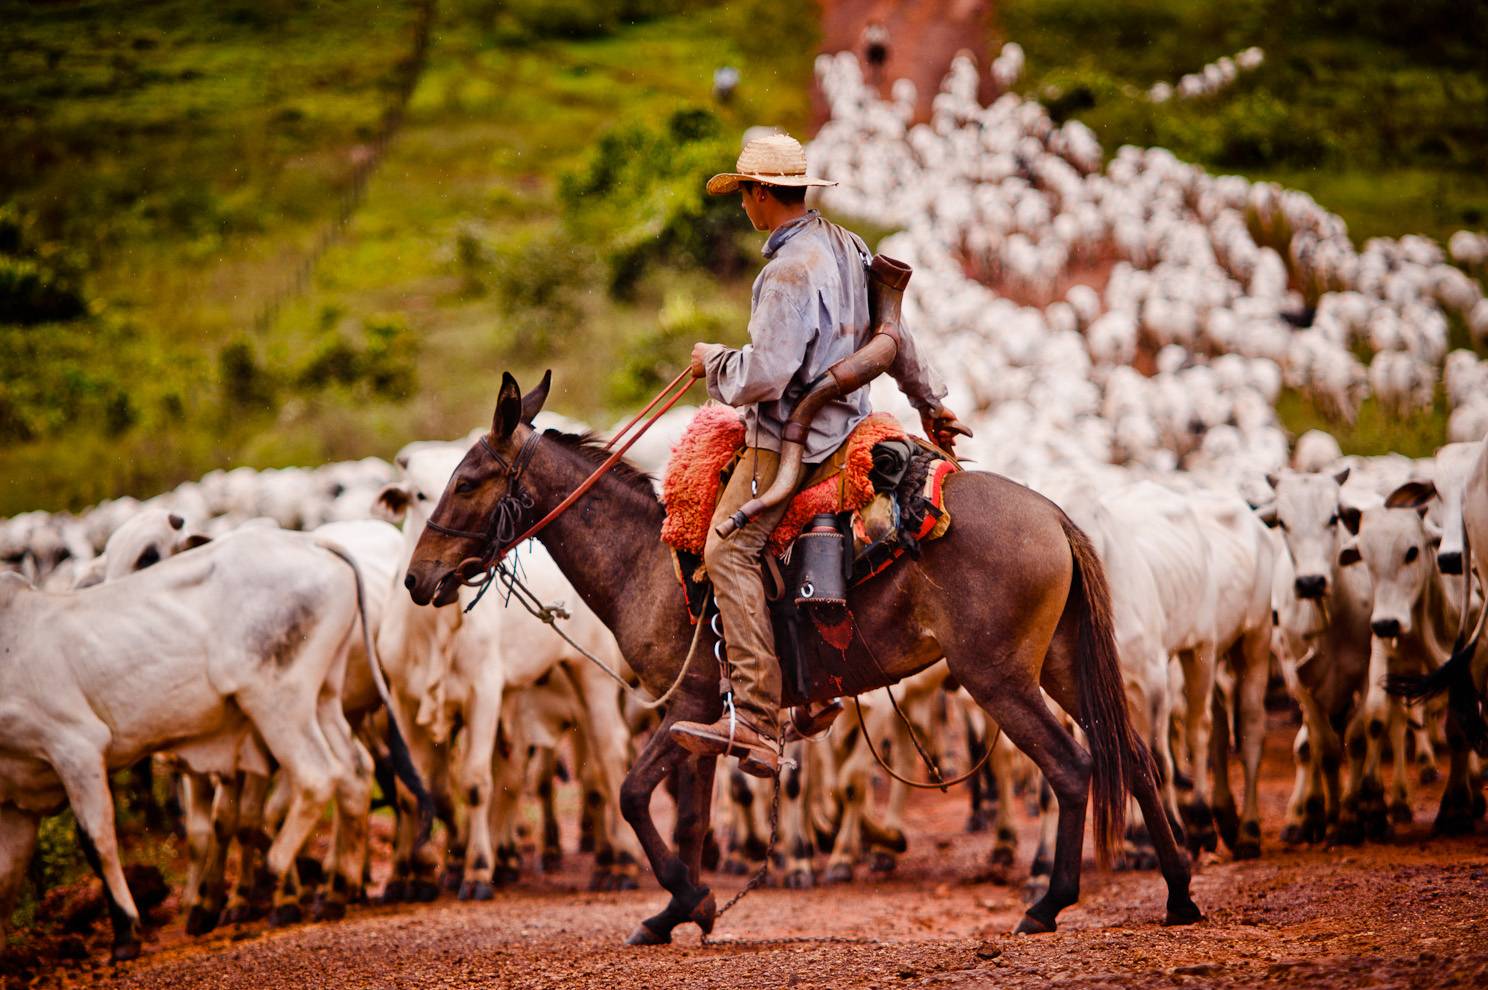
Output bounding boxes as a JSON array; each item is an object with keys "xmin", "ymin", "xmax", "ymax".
[
  {"xmin": 402, "ymin": 340, "xmax": 1200, "ymax": 940},
  {"xmin": 672, "ymin": 131, "xmax": 971, "ymax": 777}
]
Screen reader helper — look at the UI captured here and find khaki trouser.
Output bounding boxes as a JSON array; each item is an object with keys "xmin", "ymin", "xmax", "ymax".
[{"xmin": 703, "ymin": 448, "xmax": 794, "ymax": 730}]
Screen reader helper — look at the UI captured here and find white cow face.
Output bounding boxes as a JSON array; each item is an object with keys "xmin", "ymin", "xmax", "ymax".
[
  {"xmin": 1338, "ymin": 481, "xmax": 1440, "ymax": 639},
  {"xmin": 97, "ymin": 510, "xmax": 210, "ymax": 584},
  {"xmin": 1429, "ymin": 442, "xmax": 1480, "ymax": 575},
  {"xmin": 1256, "ymin": 467, "xmax": 1351, "ymax": 601},
  {"xmin": 375, "ymin": 447, "xmax": 464, "ymax": 537}
]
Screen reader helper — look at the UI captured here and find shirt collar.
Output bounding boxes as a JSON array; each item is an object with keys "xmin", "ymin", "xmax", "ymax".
[{"xmin": 762, "ymin": 210, "xmax": 820, "ymax": 258}]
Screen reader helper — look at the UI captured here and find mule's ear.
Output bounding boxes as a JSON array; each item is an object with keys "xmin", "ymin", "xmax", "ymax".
[
  {"xmin": 1339, "ymin": 505, "xmax": 1362, "ymax": 535},
  {"xmin": 1384, "ymin": 479, "xmax": 1437, "ymax": 510},
  {"xmin": 374, "ymin": 483, "xmax": 411, "ymax": 524},
  {"xmin": 1338, "ymin": 541, "xmax": 1361, "ymax": 567},
  {"xmin": 521, "ymin": 369, "xmax": 552, "ymax": 425},
  {"xmin": 493, "ymin": 372, "xmax": 523, "ymax": 439},
  {"xmin": 1332, "ymin": 466, "xmax": 1351, "ymax": 486}
]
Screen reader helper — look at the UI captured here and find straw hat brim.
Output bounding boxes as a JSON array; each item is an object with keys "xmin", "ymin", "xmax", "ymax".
[{"xmin": 706, "ymin": 171, "xmax": 837, "ymax": 196}]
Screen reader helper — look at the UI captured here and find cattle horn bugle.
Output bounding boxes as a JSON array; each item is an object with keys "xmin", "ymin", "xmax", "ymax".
[{"xmin": 715, "ymin": 254, "xmax": 912, "ymax": 540}]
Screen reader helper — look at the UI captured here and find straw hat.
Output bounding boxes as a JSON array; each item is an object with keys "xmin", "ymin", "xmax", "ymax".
[{"xmin": 706, "ymin": 132, "xmax": 836, "ymax": 196}]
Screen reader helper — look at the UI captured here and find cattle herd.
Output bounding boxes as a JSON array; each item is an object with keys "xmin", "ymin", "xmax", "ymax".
[{"xmin": 3, "ymin": 45, "xmax": 1488, "ymax": 966}]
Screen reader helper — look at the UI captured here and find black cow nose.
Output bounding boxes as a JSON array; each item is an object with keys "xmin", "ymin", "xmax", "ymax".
[
  {"xmin": 1438, "ymin": 551, "xmax": 1463, "ymax": 575},
  {"xmin": 1295, "ymin": 575, "xmax": 1327, "ymax": 599},
  {"xmin": 404, "ymin": 573, "xmax": 417, "ymax": 591},
  {"xmin": 1371, "ymin": 618, "xmax": 1401, "ymax": 639}
]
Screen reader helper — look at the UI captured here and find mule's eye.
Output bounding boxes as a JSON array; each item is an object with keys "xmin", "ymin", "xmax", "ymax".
[
  {"xmin": 455, "ymin": 479, "xmax": 474, "ymax": 494},
  {"xmin": 1404, "ymin": 546, "xmax": 1419, "ymax": 564}
]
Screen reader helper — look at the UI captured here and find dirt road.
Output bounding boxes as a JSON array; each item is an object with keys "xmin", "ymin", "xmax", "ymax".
[{"xmin": 22, "ymin": 714, "xmax": 1488, "ymax": 989}]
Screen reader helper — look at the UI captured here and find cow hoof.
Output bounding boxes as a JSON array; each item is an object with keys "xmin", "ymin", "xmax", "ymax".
[
  {"xmin": 311, "ymin": 896, "xmax": 346, "ymax": 923},
  {"xmin": 185, "ymin": 905, "xmax": 220, "ymax": 936},
  {"xmin": 625, "ymin": 922, "xmax": 671, "ymax": 946},
  {"xmin": 111, "ymin": 940, "xmax": 142, "ymax": 963},
  {"xmin": 1213, "ymin": 804, "xmax": 1240, "ymax": 850},
  {"xmin": 1433, "ymin": 808, "xmax": 1475, "ymax": 837},
  {"xmin": 966, "ymin": 811, "xmax": 990, "ymax": 834},
  {"xmin": 721, "ymin": 856, "xmax": 751, "ymax": 876},
  {"xmin": 541, "ymin": 850, "xmax": 563, "ymax": 872},
  {"xmin": 1164, "ymin": 898, "xmax": 1204, "ymax": 926},
  {"xmin": 411, "ymin": 880, "xmax": 441, "ymax": 903},
  {"xmin": 1418, "ymin": 763, "xmax": 1440, "ymax": 786},
  {"xmin": 1389, "ymin": 800, "xmax": 1413, "ymax": 825},
  {"xmin": 783, "ymin": 869, "xmax": 814, "ymax": 890},
  {"xmin": 1020, "ymin": 878, "xmax": 1049, "ymax": 905},
  {"xmin": 380, "ymin": 880, "xmax": 408, "ymax": 905},
  {"xmin": 1280, "ymin": 823, "xmax": 1305, "ymax": 845},
  {"xmin": 588, "ymin": 870, "xmax": 610, "ymax": 892},
  {"xmin": 460, "ymin": 880, "xmax": 494, "ymax": 902},
  {"xmin": 824, "ymin": 862, "xmax": 854, "ymax": 884},
  {"xmin": 869, "ymin": 851, "xmax": 897, "ymax": 874},
  {"xmin": 989, "ymin": 844, "xmax": 1016, "ymax": 868},
  {"xmin": 1124, "ymin": 847, "xmax": 1160, "ymax": 871},
  {"xmin": 1231, "ymin": 839, "xmax": 1261, "ymax": 861},
  {"xmin": 441, "ymin": 866, "xmax": 464, "ymax": 892},
  {"xmin": 614, "ymin": 873, "xmax": 640, "ymax": 892},
  {"xmin": 1327, "ymin": 819, "xmax": 1364, "ymax": 846},
  {"xmin": 268, "ymin": 903, "xmax": 302, "ymax": 927},
  {"xmin": 1014, "ymin": 913, "xmax": 1055, "ymax": 935},
  {"xmin": 1029, "ymin": 855, "xmax": 1052, "ymax": 877}
]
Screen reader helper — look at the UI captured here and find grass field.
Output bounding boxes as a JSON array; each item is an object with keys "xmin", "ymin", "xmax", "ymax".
[{"xmin": 0, "ymin": 0, "xmax": 815, "ymax": 515}]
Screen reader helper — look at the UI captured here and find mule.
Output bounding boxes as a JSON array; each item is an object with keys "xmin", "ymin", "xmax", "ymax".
[{"xmin": 403, "ymin": 372, "xmax": 1200, "ymax": 942}]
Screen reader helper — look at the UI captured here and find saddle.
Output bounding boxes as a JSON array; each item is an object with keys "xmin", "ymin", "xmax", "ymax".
[{"xmin": 660, "ymin": 405, "xmax": 958, "ymax": 705}]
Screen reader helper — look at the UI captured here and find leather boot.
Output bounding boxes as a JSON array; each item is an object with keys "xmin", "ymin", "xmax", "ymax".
[{"xmin": 670, "ymin": 713, "xmax": 779, "ymax": 778}]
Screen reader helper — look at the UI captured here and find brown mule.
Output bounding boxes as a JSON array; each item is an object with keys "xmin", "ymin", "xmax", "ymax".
[{"xmin": 403, "ymin": 372, "xmax": 1201, "ymax": 942}]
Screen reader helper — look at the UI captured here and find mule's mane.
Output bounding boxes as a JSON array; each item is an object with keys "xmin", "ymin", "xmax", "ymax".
[{"xmin": 543, "ymin": 430, "xmax": 660, "ymax": 505}]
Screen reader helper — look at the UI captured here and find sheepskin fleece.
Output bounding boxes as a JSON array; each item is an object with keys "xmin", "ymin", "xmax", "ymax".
[{"xmin": 660, "ymin": 405, "xmax": 906, "ymax": 556}]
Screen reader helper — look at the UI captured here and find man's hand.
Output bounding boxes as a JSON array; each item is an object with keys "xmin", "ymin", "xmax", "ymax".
[
  {"xmin": 920, "ymin": 404, "xmax": 973, "ymax": 453},
  {"xmin": 689, "ymin": 342, "xmax": 715, "ymax": 379}
]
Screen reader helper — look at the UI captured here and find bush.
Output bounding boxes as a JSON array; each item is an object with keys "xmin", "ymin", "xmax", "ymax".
[
  {"xmin": 220, "ymin": 338, "xmax": 277, "ymax": 411},
  {"xmin": 560, "ymin": 107, "xmax": 751, "ymax": 297}
]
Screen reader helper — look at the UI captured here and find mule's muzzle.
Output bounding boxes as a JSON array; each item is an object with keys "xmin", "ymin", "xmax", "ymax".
[
  {"xmin": 404, "ymin": 561, "xmax": 461, "ymax": 608},
  {"xmin": 1294, "ymin": 574, "xmax": 1328, "ymax": 600}
]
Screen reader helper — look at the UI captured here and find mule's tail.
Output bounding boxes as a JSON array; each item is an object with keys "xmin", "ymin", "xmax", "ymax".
[{"xmin": 1061, "ymin": 515, "xmax": 1144, "ymax": 868}]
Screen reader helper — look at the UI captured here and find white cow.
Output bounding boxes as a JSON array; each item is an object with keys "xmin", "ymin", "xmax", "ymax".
[
  {"xmin": 375, "ymin": 443, "xmax": 643, "ymax": 899},
  {"xmin": 0, "ymin": 529, "xmax": 390, "ymax": 960}
]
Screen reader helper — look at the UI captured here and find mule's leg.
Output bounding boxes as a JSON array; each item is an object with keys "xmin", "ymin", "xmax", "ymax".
[
  {"xmin": 54, "ymin": 745, "xmax": 142, "ymax": 960},
  {"xmin": 620, "ymin": 712, "xmax": 719, "ymax": 946},
  {"xmin": 673, "ymin": 754, "xmax": 719, "ymax": 884}
]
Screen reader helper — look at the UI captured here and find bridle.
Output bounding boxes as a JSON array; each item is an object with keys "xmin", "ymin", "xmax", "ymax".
[{"xmin": 423, "ymin": 368, "xmax": 699, "ymax": 599}]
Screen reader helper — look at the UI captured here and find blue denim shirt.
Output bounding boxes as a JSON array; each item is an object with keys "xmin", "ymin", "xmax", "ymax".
[{"xmin": 703, "ymin": 211, "xmax": 946, "ymax": 461}]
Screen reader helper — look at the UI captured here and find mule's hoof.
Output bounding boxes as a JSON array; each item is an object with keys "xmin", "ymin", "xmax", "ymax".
[
  {"xmin": 311, "ymin": 896, "xmax": 346, "ymax": 923},
  {"xmin": 268, "ymin": 903, "xmax": 302, "ymax": 927},
  {"xmin": 625, "ymin": 922, "xmax": 670, "ymax": 946},
  {"xmin": 783, "ymin": 868, "xmax": 814, "ymax": 890},
  {"xmin": 869, "ymin": 851, "xmax": 897, "ymax": 874},
  {"xmin": 824, "ymin": 862, "xmax": 854, "ymax": 884},
  {"xmin": 185, "ymin": 905, "xmax": 219, "ymax": 937},
  {"xmin": 411, "ymin": 879, "xmax": 441, "ymax": 903},
  {"xmin": 1164, "ymin": 899, "xmax": 1204, "ymax": 926},
  {"xmin": 1014, "ymin": 913, "xmax": 1055, "ymax": 935},
  {"xmin": 111, "ymin": 940, "xmax": 142, "ymax": 963}
]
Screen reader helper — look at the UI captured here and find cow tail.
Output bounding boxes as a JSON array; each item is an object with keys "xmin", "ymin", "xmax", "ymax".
[
  {"xmin": 1060, "ymin": 515, "xmax": 1139, "ymax": 869},
  {"xmin": 318, "ymin": 541, "xmax": 434, "ymax": 842},
  {"xmin": 1386, "ymin": 535, "xmax": 1488, "ymax": 756}
]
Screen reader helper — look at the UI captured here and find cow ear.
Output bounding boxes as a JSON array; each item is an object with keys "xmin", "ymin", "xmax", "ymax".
[
  {"xmin": 1249, "ymin": 500, "xmax": 1278, "ymax": 527},
  {"xmin": 1332, "ymin": 466, "xmax": 1351, "ymax": 486},
  {"xmin": 1339, "ymin": 505, "xmax": 1362, "ymax": 535},
  {"xmin": 178, "ymin": 533, "xmax": 212, "ymax": 551},
  {"xmin": 168, "ymin": 513, "xmax": 185, "ymax": 531},
  {"xmin": 1384, "ymin": 479, "xmax": 1437, "ymax": 510},
  {"xmin": 493, "ymin": 372, "xmax": 523, "ymax": 439},
  {"xmin": 521, "ymin": 369, "xmax": 552, "ymax": 425},
  {"xmin": 1338, "ymin": 542, "xmax": 1361, "ymax": 567},
  {"xmin": 374, "ymin": 483, "xmax": 412, "ymax": 524}
]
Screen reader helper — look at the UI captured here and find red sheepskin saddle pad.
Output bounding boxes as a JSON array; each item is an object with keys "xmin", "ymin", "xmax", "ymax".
[{"xmin": 659, "ymin": 404, "xmax": 943, "ymax": 559}]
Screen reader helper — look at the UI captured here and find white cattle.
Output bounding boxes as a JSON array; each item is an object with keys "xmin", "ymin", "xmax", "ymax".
[{"xmin": 0, "ymin": 529, "xmax": 392, "ymax": 960}]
